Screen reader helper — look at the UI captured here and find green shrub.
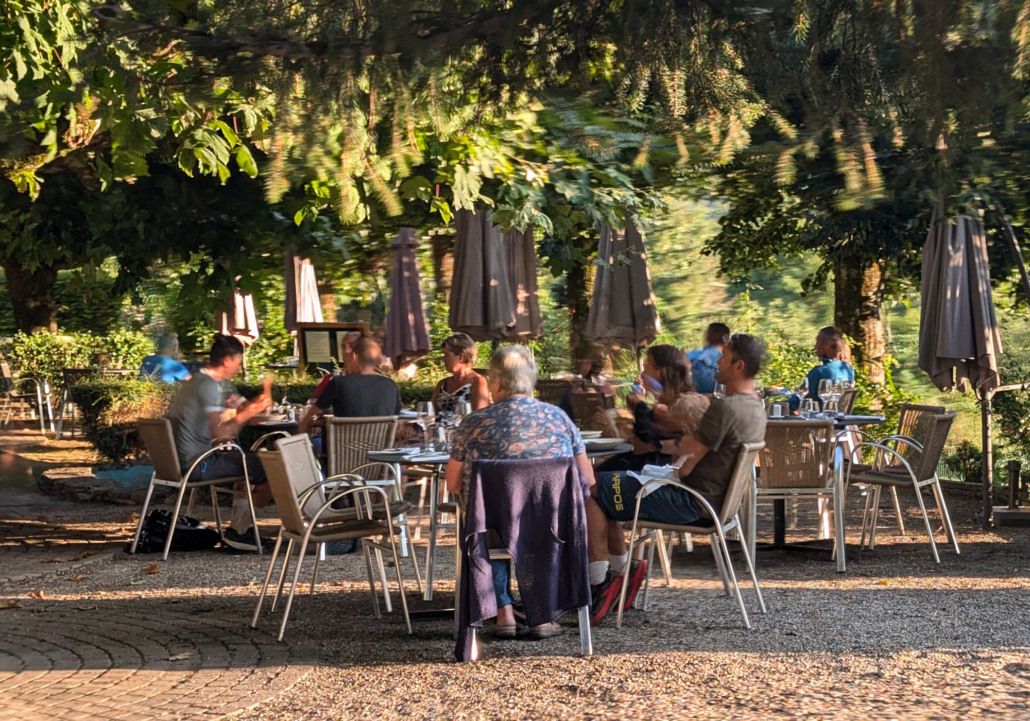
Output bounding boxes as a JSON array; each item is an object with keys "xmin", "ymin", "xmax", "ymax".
[
  {"xmin": 70, "ymin": 380, "xmax": 174, "ymax": 464},
  {"xmin": 8, "ymin": 330, "xmax": 153, "ymax": 389}
]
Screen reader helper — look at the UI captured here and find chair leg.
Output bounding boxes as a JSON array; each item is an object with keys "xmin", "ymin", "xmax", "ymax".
[
  {"xmin": 859, "ymin": 486, "xmax": 873, "ymax": 550},
  {"xmin": 210, "ymin": 487, "xmax": 225, "ymax": 542},
  {"xmin": 711, "ymin": 535, "xmax": 731, "ymax": 596},
  {"xmin": 363, "ymin": 540, "xmax": 382, "ymax": 619},
  {"xmin": 578, "ymin": 606, "xmax": 593, "ymax": 656},
  {"xmin": 185, "ymin": 488, "xmax": 197, "ymax": 518},
  {"xmin": 655, "ymin": 530, "xmax": 673, "ymax": 585},
  {"xmin": 890, "ymin": 487, "xmax": 907, "ymax": 535},
  {"xmin": 932, "ymin": 479, "xmax": 960, "ymax": 555},
  {"xmin": 413, "ymin": 475, "xmax": 428, "ymax": 540},
  {"xmin": 162, "ymin": 482, "xmax": 190, "ymax": 561},
  {"xmin": 385, "ymin": 523, "xmax": 412, "ymax": 635},
  {"xmin": 715, "ymin": 526, "xmax": 751, "ymax": 629},
  {"xmin": 310, "ymin": 544, "xmax": 322, "ymax": 595},
  {"xmin": 733, "ymin": 515, "xmax": 766, "ymax": 614},
  {"xmin": 616, "ymin": 519, "xmax": 641, "ymax": 629},
  {"xmin": 271, "ymin": 539, "xmax": 295, "ymax": 612},
  {"xmin": 834, "ymin": 475, "xmax": 846, "ymax": 573},
  {"xmin": 374, "ymin": 546, "xmax": 393, "ymax": 613},
  {"xmin": 277, "ymin": 536, "xmax": 310, "ymax": 641},
  {"xmin": 130, "ymin": 479, "xmax": 158, "ymax": 554},
  {"xmin": 913, "ymin": 482, "xmax": 941, "ymax": 564},
  {"xmin": 407, "ymin": 530, "xmax": 423, "ymax": 595},
  {"xmin": 641, "ymin": 533, "xmax": 658, "ymax": 610},
  {"xmin": 242, "ymin": 479, "xmax": 262, "ymax": 556},
  {"xmin": 251, "ymin": 530, "xmax": 285, "ymax": 628},
  {"xmin": 869, "ymin": 486, "xmax": 883, "ymax": 550},
  {"xmin": 453, "ymin": 532, "xmax": 462, "ymax": 641}
]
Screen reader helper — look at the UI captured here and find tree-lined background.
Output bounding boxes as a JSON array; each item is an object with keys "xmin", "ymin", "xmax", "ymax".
[{"xmin": 6, "ymin": 0, "xmax": 1030, "ymax": 475}]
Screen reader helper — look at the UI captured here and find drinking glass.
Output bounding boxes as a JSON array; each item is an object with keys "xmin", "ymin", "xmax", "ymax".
[
  {"xmin": 794, "ymin": 377, "xmax": 810, "ymax": 399},
  {"xmin": 713, "ymin": 383, "xmax": 726, "ymax": 399},
  {"xmin": 818, "ymin": 379, "xmax": 833, "ymax": 411},
  {"xmin": 415, "ymin": 401, "xmax": 435, "ymax": 424},
  {"xmin": 800, "ymin": 398, "xmax": 819, "ymax": 418}
]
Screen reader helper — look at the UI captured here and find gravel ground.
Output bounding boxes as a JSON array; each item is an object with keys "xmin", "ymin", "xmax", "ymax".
[{"xmin": 3, "ymin": 485, "xmax": 1030, "ymax": 719}]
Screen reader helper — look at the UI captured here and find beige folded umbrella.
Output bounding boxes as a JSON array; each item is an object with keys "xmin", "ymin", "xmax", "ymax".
[
  {"xmin": 918, "ymin": 209, "xmax": 1001, "ymax": 393},
  {"xmin": 284, "ymin": 251, "xmax": 324, "ymax": 332},
  {"xmin": 218, "ymin": 291, "xmax": 259, "ymax": 347},
  {"xmin": 383, "ymin": 228, "xmax": 432, "ymax": 368},
  {"xmin": 586, "ymin": 220, "xmax": 661, "ymax": 350}
]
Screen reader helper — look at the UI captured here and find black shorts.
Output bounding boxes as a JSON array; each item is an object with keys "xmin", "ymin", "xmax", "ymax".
[
  {"xmin": 594, "ymin": 470, "xmax": 705, "ymax": 526},
  {"xmin": 187, "ymin": 450, "xmax": 267, "ymax": 485}
]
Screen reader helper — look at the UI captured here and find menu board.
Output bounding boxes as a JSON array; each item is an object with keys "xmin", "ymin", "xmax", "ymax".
[
  {"xmin": 305, "ymin": 331, "xmax": 333, "ymax": 363},
  {"xmin": 295, "ymin": 322, "xmax": 370, "ymax": 370}
]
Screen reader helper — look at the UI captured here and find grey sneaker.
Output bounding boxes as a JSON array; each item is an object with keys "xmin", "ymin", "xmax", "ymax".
[{"xmin": 222, "ymin": 527, "xmax": 271, "ymax": 551}]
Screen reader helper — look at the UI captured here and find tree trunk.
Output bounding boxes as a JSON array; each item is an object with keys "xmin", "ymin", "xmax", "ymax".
[
  {"xmin": 3, "ymin": 256, "xmax": 58, "ymax": 333},
  {"xmin": 566, "ymin": 258, "xmax": 595, "ymax": 369},
  {"xmin": 430, "ymin": 232, "xmax": 455, "ymax": 302},
  {"xmin": 834, "ymin": 258, "xmax": 886, "ymax": 385},
  {"xmin": 318, "ymin": 278, "xmax": 337, "ymax": 322}
]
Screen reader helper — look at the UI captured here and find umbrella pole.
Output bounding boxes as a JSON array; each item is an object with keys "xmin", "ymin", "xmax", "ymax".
[
  {"xmin": 636, "ymin": 346, "xmax": 643, "ymax": 374},
  {"xmin": 981, "ymin": 388, "xmax": 993, "ymax": 530}
]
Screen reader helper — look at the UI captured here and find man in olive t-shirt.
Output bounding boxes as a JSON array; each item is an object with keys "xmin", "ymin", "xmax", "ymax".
[{"xmin": 587, "ymin": 333, "xmax": 768, "ymax": 625}]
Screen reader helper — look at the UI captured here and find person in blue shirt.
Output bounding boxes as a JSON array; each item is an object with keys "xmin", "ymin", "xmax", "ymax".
[
  {"xmin": 790, "ymin": 326, "xmax": 855, "ymax": 411},
  {"xmin": 139, "ymin": 333, "xmax": 191, "ymax": 384},
  {"xmin": 688, "ymin": 322, "xmax": 729, "ymax": 395}
]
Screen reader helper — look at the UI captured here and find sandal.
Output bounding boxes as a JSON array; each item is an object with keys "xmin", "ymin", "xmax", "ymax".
[
  {"xmin": 529, "ymin": 622, "xmax": 563, "ymax": 639},
  {"xmin": 490, "ymin": 624, "xmax": 517, "ymax": 639}
]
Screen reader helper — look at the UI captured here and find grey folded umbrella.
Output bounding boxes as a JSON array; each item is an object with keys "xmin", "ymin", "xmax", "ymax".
[
  {"xmin": 383, "ymin": 228, "xmax": 432, "ymax": 368},
  {"xmin": 918, "ymin": 208, "xmax": 1001, "ymax": 392},
  {"xmin": 504, "ymin": 227, "xmax": 544, "ymax": 339},
  {"xmin": 450, "ymin": 208, "xmax": 518, "ymax": 342},
  {"xmin": 585, "ymin": 220, "xmax": 661, "ymax": 349}
]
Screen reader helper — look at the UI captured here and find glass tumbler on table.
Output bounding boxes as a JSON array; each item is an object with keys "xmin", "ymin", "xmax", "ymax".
[{"xmin": 818, "ymin": 379, "xmax": 834, "ymax": 413}]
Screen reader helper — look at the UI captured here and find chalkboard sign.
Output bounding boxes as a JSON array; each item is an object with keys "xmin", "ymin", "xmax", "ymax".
[{"xmin": 295, "ymin": 322, "xmax": 370, "ymax": 372}]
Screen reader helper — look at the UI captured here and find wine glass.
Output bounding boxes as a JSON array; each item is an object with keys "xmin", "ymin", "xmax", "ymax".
[
  {"xmin": 713, "ymin": 383, "xmax": 726, "ymax": 399},
  {"xmin": 800, "ymin": 398, "xmax": 819, "ymax": 419},
  {"xmin": 818, "ymin": 379, "xmax": 834, "ymax": 412},
  {"xmin": 794, "ymin": 377, "xmax": 810, "ymax": 400}
]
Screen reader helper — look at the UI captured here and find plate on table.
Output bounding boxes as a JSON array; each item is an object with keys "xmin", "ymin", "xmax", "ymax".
[
  {"xmin": 378, "ymin": 447, "xmax": 421, "ymax": 455},
  {"xmin": 583, "ymin": 437, "xmax": 626, "ymax": 452},
  {"xmin": 579, "ymin": 430, "xmax": 603, "ymax": 439},
  {"xmin": 399, "ymin": 409, "xmax": 419, "ymax": 420}
]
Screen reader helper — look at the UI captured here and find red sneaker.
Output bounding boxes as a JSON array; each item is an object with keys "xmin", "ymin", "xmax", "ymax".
[
  {"xmin": 589, "ymin": 569, "xmax": 624, "ymax": 626},
  {"xmin": 622, "ymin": 559, "xmax": 648, "ymax": 611}
]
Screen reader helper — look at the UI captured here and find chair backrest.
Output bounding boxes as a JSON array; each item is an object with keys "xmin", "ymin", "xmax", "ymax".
[
  {"xmin": 893, "ymin": 402, "xmax": 946, "ymax": 466},
  {"xmin": 0, "ymin": 361, "xmax": 14, "ymax": 392},
  {"xmin": 758, "ymin": 420, "xmax": 835, "ymax": 490},
  {"xmin": 325, "ymin": 416, "xmax": 398, "ymax": 477},
  {"xmin": 910, "ymin": 412, "xmax": 956, "ymax": 482},
  {"xmin": 838, "ymin": 387, "xmax": 859, "ymax": 415},
  {"xmin": 719, "ymin": 441, "xmax": 767, "ymax": 525},
  {"xmin": 137, "ymin": 418, "xmax": 183, "ymax": 482},
  {"xmin": 275, "ymin": 434, "xmax": 328, "ymax": 518},
  {"xmin": 257, "ymin": 450, "xmax": 309, "ymax": 536}
]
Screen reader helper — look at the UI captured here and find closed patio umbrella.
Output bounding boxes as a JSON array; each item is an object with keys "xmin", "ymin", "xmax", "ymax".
[
  {"xmin": 918, "ymin": 209, "xmax": 1001, "ymax": 393},
  {"xmin": 585, "ymin": 220, "xmax": 661, "ymax": 351},
  {"xmin": 383, "ymin": 228, "xmax": 432, "ymax": 368},
  {"xmin": 918, "ymin": 207, "xmax": 1003, "ymax": 529},
  {"xmin": 504, "ymin": 227, "xmax": 544, "ymax": 339},
  {"xmin": 284, "ymin": 250, "xmax": 324, "ymax": 332},
  {"xmin": 218, "ymin": 291, "xmax": 260, "ymax": 347},
  {"xmin": 449, "ymin": 208, "xmax": 518, "ymax": 342}
]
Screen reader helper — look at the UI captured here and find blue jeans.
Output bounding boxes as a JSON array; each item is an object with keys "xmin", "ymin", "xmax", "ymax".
[{"xmin": 491, "ymin": 559, "xmax": 514, "ymax": 607}]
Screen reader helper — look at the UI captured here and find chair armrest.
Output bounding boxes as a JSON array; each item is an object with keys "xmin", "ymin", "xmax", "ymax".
[
  {"xmin": 851, "ymin": 442, "xmax": 917, "ymax": 482},
  {"xmin": 833, "ymin": 427, "xmax": 880, "ymax": 444},
  {"xmin": 308, "ymin": 485, "xmax": 391, "ymax": 526},
  {"xmin": 348, "ymin": 462, "xmax": 400, "ymax": 484},
  {"xmin": 182, "ymin": 443, "xmax": 246, "ymax": 483},
  {"xmin": 249, "ymin": 431, "xmax": 291, "ymax": 451},
  {"xmin": 882, "ymin": 435, "xmax": 924, "ymax": 453},
  {"xmin": 632, "ymin": 477, "xmax": 723, "ymax": 528}
]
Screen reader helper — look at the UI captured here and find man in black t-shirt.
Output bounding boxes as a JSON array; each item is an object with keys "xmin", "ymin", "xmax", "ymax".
[{"xmin": 298, "ymin": 338, "xmax": 402, "ymax": 434}]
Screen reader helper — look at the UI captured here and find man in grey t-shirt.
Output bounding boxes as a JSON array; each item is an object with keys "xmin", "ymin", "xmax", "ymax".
[
  {"xmin": 166, "ymin": 335, "xmax": 271, "ymax": 551},
  {"xmin": 587, "ymin": 333, "xmax": 768, "ymax": 625}
]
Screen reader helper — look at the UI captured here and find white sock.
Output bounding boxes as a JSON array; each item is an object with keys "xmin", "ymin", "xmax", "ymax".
[
  {"xmin": 230, "ymin": 499, "xmax": 252, "ymax": 532},
  {"xmin": 609, "ymin": 553, "xmax": 630, "ymax": 575},
  {"xmin": 589, "ymin": 561, "xmax": 610, "ymax": 586}
]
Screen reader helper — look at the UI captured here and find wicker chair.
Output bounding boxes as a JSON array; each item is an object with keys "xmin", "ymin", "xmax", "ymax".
[
  {"xmin": 837, "ymin": 387, "xmax": 859, "ymax": 415},
  {"xmin": 750, "ymin": 420, "xmax": 846, "ymax": 571},
  {"xmin": 252, "ymin": 448, "xmax": 411, "ymax": 641},
  {"xmin": 845, "ymin": 403, "xmax": 946, "ymax": 536},
  {"xmin": 616, "ymin": 441, "xmax": 767, "ymax": 629},
  {"xmin": 132, "ymin": 418, "xmax": 260, "ymax": 560},
  {"xmin": 850, "ymin": 412, "xmax": 959, "ymax": 563}
]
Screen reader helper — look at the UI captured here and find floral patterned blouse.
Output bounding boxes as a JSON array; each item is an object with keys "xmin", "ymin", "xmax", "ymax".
[{"xmin": 451, "ymin": 396, "xmax": 586, "ymax": 499}]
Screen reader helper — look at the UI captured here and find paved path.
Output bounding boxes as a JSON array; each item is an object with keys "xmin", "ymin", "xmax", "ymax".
[{"xmin": 0, "ymin": 602, "xmax": 316, "ymax": 719}]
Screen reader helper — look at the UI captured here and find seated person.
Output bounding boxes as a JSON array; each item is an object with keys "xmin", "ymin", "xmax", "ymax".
[
  {"xmin": 139, "ymin": 333, "xmax": 191, "ymax": 384},
  {"xmin": 446, "ymin": 345, "xmax": 596, "ymax": 638},
  {"xmin": 688, "ymin": 322, "xmax": 729, "ymax": 395},
  {"xmin": 298, "ymin": 338, "xmax": 402, "ymax": 434},
  {"xmin": 166, "ymin": 335, "xmax": 271, "ymax": 551},
  {"xmin": 586, "ymin": 333, "xmax": 768, "ymax": 625},
  {"xmin": 596, "ymin": 345, "xmax": 699, "ymax": 474},
  {"xmin": 430, "ymin": 333, "xmax": 489, "ymax": 424},
  {"xmin": 790, "ymin": 326, "xmax": 855, "ymax": 412}
]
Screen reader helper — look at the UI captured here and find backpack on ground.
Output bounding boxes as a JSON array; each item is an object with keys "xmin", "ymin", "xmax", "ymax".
[{"xmin": 127, "ymin": 509, "xmax": 221, "ymax": 553}]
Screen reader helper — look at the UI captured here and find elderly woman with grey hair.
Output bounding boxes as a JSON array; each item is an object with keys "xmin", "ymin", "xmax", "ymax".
[{"xmin": 446, "ymin": 345, "xmax": 595, "ymax": 639}]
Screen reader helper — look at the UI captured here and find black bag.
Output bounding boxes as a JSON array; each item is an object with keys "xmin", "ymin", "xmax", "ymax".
[{"xmin": 127, "ymin": 509, "xmax": 221, "ymax": 553}]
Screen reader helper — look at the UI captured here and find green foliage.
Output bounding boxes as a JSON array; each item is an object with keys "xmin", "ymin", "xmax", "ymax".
[
  {"xmin": 69, "ymin": 380, "xmax": 173, "ymax": 463},
  {"xmin": 8, "ymin": 330, "xmax": 151, "ymax": 388},
  {"xmin": 939, "ymin": 440, "xmax": 984, "ymax": 485}
]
